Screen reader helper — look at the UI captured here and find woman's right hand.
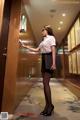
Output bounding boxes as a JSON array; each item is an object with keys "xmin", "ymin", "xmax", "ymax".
[
  {"xmin": 20, "ymin": 42, "xmax": 25, "ymax": 47},
  {"xmin": 51, "ymin": 64, "xmax": 56, "ymax": 70},
  {"xmin": 19, "ymin": 40, "xmax": 23, "ymax": 46}
]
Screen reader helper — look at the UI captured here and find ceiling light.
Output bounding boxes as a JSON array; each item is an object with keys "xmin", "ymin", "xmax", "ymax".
[
  {"xmin": 62, "ymin": 13, "xmax": 66, "ymax": 17},
  {"xmin": 58, "ymin": 27, "xmax": 61, "ymax": 30},
  {"xmin": 60, "ymin": 21, "xmax": 63, "ymax": 25}
]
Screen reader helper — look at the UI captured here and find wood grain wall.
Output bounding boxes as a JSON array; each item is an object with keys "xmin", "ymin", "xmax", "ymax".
[{"xmin": 1, "ymin": 0, "xmax": 21, "ymax": 113}]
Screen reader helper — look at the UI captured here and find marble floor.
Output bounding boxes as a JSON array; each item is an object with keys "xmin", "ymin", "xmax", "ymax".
[{"xmin": 13, "ymin": 78, "xmax": 80, "ymax": 120}]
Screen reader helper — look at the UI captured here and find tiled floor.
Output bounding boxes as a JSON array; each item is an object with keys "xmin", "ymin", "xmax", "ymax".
[{"xmin": 13, "ymin": 78, "xmax": 80, "ymax": 120}]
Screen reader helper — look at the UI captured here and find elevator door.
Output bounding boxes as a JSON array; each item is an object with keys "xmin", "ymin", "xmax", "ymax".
[{"xmin": 0, "ymin": 0, "xmax": 12, "ymax": 111}]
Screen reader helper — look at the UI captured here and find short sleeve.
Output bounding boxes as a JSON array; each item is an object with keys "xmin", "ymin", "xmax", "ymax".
[{"xmin": 49, "ymin": 36, "xmax": 56, "ymax": 46}]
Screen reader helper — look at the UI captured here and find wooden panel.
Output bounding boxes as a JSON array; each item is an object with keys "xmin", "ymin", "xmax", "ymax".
[
  {"xmin": 72, "ymin": 52, "xmax": 77, "ymax": 74},
  {"xmin": 74, "ymin": 18, "xmax": 80, "ymax": 46},
  {"xmin": 68, "ymin": 33, "xmax": 71, "ymax": 51},
  {"xmin": 17, "ymin": 11, "xmax": 40, "ymax": 78},
  {"xmin": 0, "ymin": 0, "xmax": 12, "ymax": 111},
  {"xmin": 70, "ymin": 27, "xmax": 76, "ymax": 49},
  {"xmin": 68, "ymin": 55, "xmax": 73, "ymax": 73},
  {"xmin": 0, "ymin": 0, "xmax": 5, "ymax": 111},
  {"xmin": 77, "ymin": 50, "xmax": 80, "ymax": 74},
  {"xmin": 63, "ymin": 80, "xmax": 80, "ymax": 98},
  {"xmin": 1, "ymin": 0, "xmax": 21, "ymax": 113},
  {"xmin": 67, "ymin": 16, "xmax": 80, "ymax": 77},
  {"xmin": 15, "ymin": 7, "xmax": 41, "ymax": 107}
]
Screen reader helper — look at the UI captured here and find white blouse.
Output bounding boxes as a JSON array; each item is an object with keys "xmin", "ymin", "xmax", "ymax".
[{"xmin": 38, "ymin": 35, "xmax": 56, "ymax": 53}]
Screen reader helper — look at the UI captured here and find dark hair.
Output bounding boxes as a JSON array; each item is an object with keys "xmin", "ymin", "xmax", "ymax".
[{"xmin": 43, "ymin": 25, "xmax": 55, "ymax": 36}]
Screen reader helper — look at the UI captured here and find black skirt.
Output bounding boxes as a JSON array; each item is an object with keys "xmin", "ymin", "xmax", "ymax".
[{"xmin": 41, "ymin": 52, "xmax": 53, "ymax": 76}]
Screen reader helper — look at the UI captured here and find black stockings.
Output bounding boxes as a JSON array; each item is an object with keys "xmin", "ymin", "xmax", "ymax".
[{"xmin": 42, "ymin": 72, "xmax": 52, "ymax": 107}]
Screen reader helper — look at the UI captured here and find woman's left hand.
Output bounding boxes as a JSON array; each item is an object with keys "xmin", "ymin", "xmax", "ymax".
[{"xmin": 51, "ymin": 64, "xmax": 56, "ymax": 70}]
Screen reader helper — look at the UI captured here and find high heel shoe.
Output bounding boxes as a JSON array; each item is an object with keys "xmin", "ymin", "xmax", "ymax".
[
  {"xmin": 40, "ymin": 106, "xmax": 48, "ymax": 115},
  {"xmin": 43, "ymin": 105, "xmax": 54, "ymax": 116}
]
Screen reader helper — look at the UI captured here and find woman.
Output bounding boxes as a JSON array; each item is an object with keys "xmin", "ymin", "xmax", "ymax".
[{"xmin": 20, "ymin": 26, "xmax": 56, "ymax": 116}]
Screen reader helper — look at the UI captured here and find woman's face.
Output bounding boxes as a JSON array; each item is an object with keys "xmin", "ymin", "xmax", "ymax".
[{"xmin": 42, "ymin": 29, "xmax": 48, "ymax": 37}]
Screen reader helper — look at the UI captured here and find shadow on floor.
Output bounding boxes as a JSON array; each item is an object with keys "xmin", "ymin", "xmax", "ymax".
[{"xmin": 14, "ymin": 112, "xmax": 68, "ymax": 120}]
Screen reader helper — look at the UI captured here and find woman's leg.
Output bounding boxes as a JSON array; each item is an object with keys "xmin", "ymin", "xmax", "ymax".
[
  {"xmin": 43, "ymin": 72, "xmax": 52, "ymax": 107},
  {"xmin": 42, "ymin": 72, "xmax": 54, "ymax": 116},
  {"xmin": 40, "ymin": 72, "xmax": 48, "ymax": 115},
  {"xmin": 42, "ymin": 72, "xmax": 48, "ymax": 108},
  {"xmin": 40, "ymin": 72, "xmax": 54, "ymax": 115}
]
